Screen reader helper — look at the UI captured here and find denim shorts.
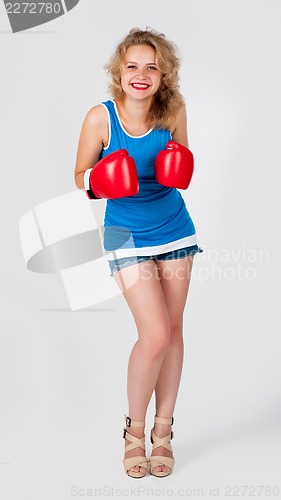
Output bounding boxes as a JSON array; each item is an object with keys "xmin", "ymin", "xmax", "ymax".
[{"xmin": 108, "ymin": 244, "xmax": 203, "ymax": 277}]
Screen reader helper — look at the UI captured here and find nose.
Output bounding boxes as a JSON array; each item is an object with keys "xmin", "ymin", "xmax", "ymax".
[{"xmin": 136, "ymin": 68, "xmax": 147, "ymax": 79}]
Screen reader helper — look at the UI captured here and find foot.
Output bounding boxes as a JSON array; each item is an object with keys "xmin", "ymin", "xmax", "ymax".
[
  {"xmin": 124, "ymin": 425, "xmax": 148, "ymax": 475},
  {"xmin": 150, "ymin": 422, "xmax": 174, "ymax": 474}
]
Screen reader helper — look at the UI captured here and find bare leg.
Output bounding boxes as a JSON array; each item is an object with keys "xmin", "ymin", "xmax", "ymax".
[
  {"xmin": 151, "ymin": 256, "xmax": 194, "ymax": 473},
  {"xmin": 114, "ymin": 260, "xmax": 170, "ymax": 474}
]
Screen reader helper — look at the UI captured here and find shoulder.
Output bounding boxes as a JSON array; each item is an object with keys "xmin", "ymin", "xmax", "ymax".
[
  {"xmin": 170, "ymin": 104, "xmax": 188, "ymax": 147},
  {"xmin": 172, "ymin": 104, "xmax": 187, "ymax": 131},
  {"xmin": 169, "ymin": 104, "xmax": 186, "ymax": 135},
  {"xmin": 82, "ymin": 103, "xmax": 109, "ymax": 146},
  {"xmin": 83, "ymin": 103, "xmax": 108, "ymax": 128}
]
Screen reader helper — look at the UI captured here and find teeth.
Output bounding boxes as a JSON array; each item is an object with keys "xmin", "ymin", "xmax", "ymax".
[{"xmin": 132, "ymin": 84, "xmax": 149, "ymax": 89}]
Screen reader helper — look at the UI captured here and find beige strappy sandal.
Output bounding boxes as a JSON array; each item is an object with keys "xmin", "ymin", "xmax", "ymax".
[
  {"xmin": 123, "ymin": 414, "xmax": 149, "ymax": 478},
  {"xmin": 150, "ymin": 415, "xmax": 175, "ymax": 477}
]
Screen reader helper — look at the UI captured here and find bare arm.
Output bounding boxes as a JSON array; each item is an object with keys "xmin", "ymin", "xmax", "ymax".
[
  {"xmin": 171, "ymin": 104, "xmax": 189, "ymax": 148},
  {"xmin": 74, "ymin": 105, "xmax": 107, "ymax": 190}
]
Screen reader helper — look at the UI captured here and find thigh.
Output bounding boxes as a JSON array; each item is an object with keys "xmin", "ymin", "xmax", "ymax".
[
  {"xmin": 114, "ymin": 260, "xmax": 170, "ymax": 339},
  {"xmin": 155, "ymin": 255, "xmax": 194, "ymax": 331}
]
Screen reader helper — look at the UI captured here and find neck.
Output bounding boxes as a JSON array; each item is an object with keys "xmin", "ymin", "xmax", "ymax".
[{"xmin": 115, "ymin": 95, "xmax": 152, "ymax": 124}]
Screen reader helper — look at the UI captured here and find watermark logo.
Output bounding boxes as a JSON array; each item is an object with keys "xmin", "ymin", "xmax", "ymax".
[
  {"xmin": 3, "ymin": 0, "xmax": 80, "ymax": 33},
  {"xmin": 19, "ymin": 190, "xmax": 270, "ymax": 310},
  {"xmin": 18, "ymin": 190, "xmax": 140, "ymax": 310},
  {"xmin": 69, "ymin": 483, "xmax": 280, "ymax": 498},
  {"xmin": 193, "ymin": 246, "xmax": 270, "ymax": 284}
]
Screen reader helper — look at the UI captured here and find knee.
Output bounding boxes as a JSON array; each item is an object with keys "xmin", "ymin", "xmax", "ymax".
[
  {"xmin": 155, "ymin": 332, "xmax": 170, "ymax": 354},
  {"xmin": 169, "ymin": 322, "xmax": 184, "ymax": 343},
  {"xmin": 150, "ymin": 336, "xmax": 170, "ymax": 358},
  {"xmin": 140, "ymin": 324, "xmax": 170, "ymax": 357}
]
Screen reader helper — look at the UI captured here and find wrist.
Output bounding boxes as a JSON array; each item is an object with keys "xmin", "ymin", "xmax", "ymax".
[{"xmin": 83, "ymin": 168, "xmax": 99, "ymax": 199}]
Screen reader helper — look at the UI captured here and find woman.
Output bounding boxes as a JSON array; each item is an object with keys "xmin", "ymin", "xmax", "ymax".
[{"xmin": 74, "ymin": 27, "xmax": 202, "ymax": 478}]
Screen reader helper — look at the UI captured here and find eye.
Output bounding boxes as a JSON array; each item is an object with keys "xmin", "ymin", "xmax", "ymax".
[
  {"xmin": 127, "ymin": 65, "xmax": 137, "ymax": 69},
  {"xmin": 147, "ymin": 66, "xmax": 157, "ymax": 70}
]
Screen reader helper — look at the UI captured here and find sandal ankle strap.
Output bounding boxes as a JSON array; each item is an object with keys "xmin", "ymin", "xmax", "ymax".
[
  {"xmin": 124, "ymin": 414, "xmax": 145, "ymax": 428},
  {"xmin": 154, "ymin": 415, "xmax": 174, "ymax": 426}
]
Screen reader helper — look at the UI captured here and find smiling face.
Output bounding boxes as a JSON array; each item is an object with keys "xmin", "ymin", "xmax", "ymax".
[{"xmin": 120, "ymin": 44, "xmax": 162, "ymax": 101}]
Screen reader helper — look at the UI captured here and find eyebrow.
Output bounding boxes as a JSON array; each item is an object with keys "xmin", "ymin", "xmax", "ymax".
[{"xmin": 125, "ymin": 61, "xmax": 157, "ymax": 65}]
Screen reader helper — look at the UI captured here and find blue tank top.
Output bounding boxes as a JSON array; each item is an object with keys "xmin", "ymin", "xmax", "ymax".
[{"xmin": 100, "ymin": 99, "xmax": 198, "ymax": 259}]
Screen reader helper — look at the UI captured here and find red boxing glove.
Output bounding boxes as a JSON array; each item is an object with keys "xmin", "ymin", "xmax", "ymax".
[
  {"xmin": 84, "ymin": 149, "xmax": 139, "ymax": 199},
  {"xmin": 154, "ymin": 140, "xmax": 194, "ymax": 189}
]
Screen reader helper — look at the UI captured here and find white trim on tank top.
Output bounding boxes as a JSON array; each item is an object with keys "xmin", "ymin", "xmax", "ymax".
[
  {"xmin": 100, "ymin": 103, "xmax": 111, "ymax": 151},
  {"xmin": 112, "ymin": 99, "xmax": 153, "ymax": 138},
  {"xmin": 105, "ymin": 234, "xmax": 198, "ymax": 260}
]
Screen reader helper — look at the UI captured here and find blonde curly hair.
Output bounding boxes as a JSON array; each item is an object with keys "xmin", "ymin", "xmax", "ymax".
[{"xmin": 104, "ymin": 27, "xmax": 185, "ymax": 130}]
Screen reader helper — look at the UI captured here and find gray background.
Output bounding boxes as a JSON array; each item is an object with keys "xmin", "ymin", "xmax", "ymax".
[{"xmin": 0, "ymin": 0, "xmax": 280, "ymax": 498}]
